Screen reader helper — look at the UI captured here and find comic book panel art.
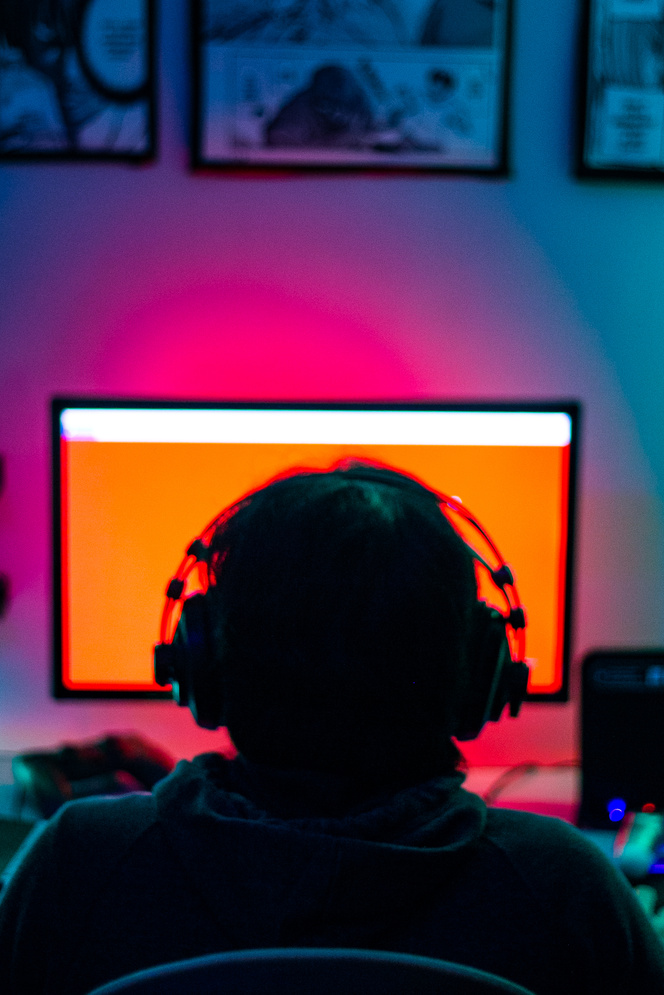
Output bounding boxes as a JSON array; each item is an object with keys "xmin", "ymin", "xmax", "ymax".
[
  {"xmin": 0, "ymin": 0, "xmax": 154, "ymax": 159},
  {"xmin": 193, "ymin": 0, "xmax": 512, "ymax": 172},
  {"xmin": 580, "ymin": 0, "xmax": 664, "ymax": 176}
]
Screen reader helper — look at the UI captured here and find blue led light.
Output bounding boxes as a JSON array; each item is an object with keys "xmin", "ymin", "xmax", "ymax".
[{"xmin": 607, "ymin": 798, "xmax": 627, "ymax": 822}]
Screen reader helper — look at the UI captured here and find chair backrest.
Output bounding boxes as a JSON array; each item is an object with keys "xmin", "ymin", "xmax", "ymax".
[{"xmin": 86, "ymin": 947, "xmax": 537, "ymax": 995}]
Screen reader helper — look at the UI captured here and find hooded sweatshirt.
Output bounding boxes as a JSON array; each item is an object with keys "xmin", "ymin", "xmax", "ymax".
[{"xmin": 0, "ymin": 752, "xmax": 663, "ymax": 995}]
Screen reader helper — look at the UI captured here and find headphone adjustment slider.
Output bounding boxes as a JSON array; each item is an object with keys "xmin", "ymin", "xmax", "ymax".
[
  {"xmin": 166, "ymin": 578, "xmax": 185, "ymax": 601},
  {"xmin": 491, "ymin": 564, "xmax": 514, "ymax": 588},
  {"xmin": 186, "ymin": 539, "xmax": 210, "ymax": 563},
  {"xmin": 508, "ymin": 607, "xmax": 526, "ymax": 631}
]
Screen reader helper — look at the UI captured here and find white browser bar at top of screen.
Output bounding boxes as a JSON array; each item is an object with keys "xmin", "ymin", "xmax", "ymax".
[{"xmin": 60, "ymin": 408, "xmax": 573, "ymax": 447}]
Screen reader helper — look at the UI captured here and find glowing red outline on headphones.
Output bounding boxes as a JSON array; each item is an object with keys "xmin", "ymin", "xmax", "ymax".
[{"xmin": 159, "ymin": 472, "xmax": 527, "ymax": 668}]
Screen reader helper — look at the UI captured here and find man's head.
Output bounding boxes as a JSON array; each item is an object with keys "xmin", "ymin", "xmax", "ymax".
[{"xmin": 203, "ymin": 462, "xmax": 479, "ymax": 787}]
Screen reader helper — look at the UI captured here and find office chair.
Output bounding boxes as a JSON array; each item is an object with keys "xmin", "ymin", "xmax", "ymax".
[{"xmin": 86, "ymin": 947, "xmax": 537, "ymax": 995}]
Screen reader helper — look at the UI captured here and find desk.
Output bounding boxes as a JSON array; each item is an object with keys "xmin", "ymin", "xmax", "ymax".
[{"xmin": 464, "ymin": 765, "xmax": 579, "ymax": 823}]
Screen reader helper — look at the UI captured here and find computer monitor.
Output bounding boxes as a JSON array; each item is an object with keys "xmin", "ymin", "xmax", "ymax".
[{"xmin": 52, "ymin": 399, "xmax": 579, "ymax": 702}]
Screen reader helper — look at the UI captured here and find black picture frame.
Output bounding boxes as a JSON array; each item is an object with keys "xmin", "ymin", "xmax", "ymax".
[
  {"xmin": 191, "ymin": 0, "xmax": 513, "ymax": 174},
  {"xmin": 0, "ymin": 0, "xmax": 156, "ymax": 161},
  {"xmin": 579, "ymin": 0, "xmax": 664, "ymax": 178}
]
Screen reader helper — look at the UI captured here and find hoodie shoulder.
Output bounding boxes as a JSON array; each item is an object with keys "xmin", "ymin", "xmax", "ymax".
[{"xmin": 482, "ymin": 807, "xmax": 664, "ymax": 962}]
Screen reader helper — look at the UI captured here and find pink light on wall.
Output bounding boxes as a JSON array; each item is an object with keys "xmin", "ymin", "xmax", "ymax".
[{"xmin": 97, "ymin": 279, "xmax": 426, "ymax": 400}]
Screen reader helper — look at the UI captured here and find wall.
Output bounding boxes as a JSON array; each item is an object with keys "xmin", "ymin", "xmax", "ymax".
[{"xmin": 1, "ymin": 1, "xmax": 663, "ymax": 767}]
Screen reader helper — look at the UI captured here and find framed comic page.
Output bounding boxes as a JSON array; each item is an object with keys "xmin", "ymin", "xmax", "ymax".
[
  {"xmin": 580, "ymin": 0, "xmax": 664, "ymax": 177},
  {"xmin": 192, "ymin": 0, "xmax": 513, "ymax": 173},
  {"xmin": 0, "ymin": 0, "xmax": 155, "ymax": 161}
]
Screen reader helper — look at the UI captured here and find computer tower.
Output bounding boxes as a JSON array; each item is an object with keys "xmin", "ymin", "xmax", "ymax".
[{"xmin": 579, "ymin": 650, "xmax": 664, "ymax": 829}]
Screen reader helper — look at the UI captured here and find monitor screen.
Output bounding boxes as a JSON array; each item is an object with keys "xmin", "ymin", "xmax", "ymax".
[{"xmin": 52, "ymin": 399, "xmax": 579, "ymax": 701}]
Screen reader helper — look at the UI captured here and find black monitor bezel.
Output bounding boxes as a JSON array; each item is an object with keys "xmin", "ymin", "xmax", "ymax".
[{"xmin": 52, "ymin": 397, "xmax": 580, "ymax": 702}]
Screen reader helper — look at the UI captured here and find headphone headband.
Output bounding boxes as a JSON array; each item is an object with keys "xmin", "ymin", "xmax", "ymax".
[{"xmin": 154, "ymin": 464, "xmax": 529, "ymax": 739}]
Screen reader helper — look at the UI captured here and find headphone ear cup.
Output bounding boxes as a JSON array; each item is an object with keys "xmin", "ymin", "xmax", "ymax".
[
  {"xmin": 455, "ymin": 603, "xmax": 518, "ymax": 741},
  {"xmin": 182, "ymin": 593, "xmax": 226, "ymax": 731},
  {"xmin": 155, "ymin": 594, "xmax": 225, "ymax": 731}
]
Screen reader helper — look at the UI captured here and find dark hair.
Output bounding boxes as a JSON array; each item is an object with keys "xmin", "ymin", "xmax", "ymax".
[{"xmin": 207, "ymin": 461, "xmax": 477, "ymax": 788}]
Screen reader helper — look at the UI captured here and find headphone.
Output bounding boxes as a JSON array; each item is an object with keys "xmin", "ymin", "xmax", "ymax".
[{"xmin": 153, "ymin": 465, "xmax": 530, "ymax": 741}]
